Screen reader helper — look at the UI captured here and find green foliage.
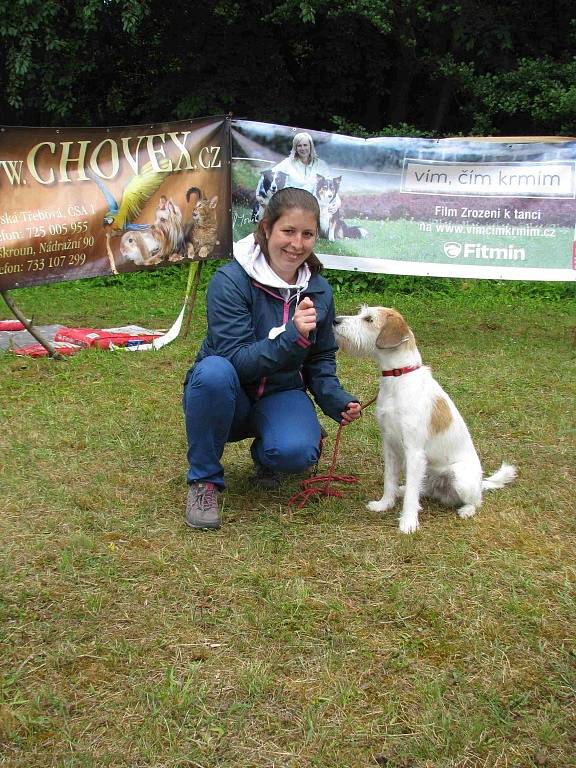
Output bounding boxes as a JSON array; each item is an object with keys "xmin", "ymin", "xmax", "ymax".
[
  {"xmin": 0, "ymin": 0, "xmax": 156, "ymax": 122},
  {"xmin": 466, "ymin": 58, "xmax": 576, "ymax": 136},
  {"xmin": 0, "ymin": 0, "xmax": 574, "ymax": 135},
  {"xmin": 331, "ymin": 116, "xmax": 434, "ymax": 138},
  {"xmin": 266, "ymin": 0, "xmax": 393, "ymax": 32},
  {"xmin": 327, "ymin": 270, "xmax": 576, "ymax": 301}
]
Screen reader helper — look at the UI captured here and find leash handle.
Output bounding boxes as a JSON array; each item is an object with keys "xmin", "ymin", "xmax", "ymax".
[{"xmin": 286, "ymin": 392, "xmax": 378, "ymax": 510}]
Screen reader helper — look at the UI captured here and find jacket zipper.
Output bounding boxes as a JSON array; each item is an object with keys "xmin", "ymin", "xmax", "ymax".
[{"xmin": 254, "ymin": 284, "xmax": 298, "ymax": 399}]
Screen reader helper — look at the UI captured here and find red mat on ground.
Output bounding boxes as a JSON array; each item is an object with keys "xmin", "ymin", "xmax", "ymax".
[
  {"xmin": 54, "ymin": 327, "xmax": 163, "ymax": 350},
  {"xmin": 14, "ymin": 342, "xmax": 81, "ymax": 358},
  {"xmin": 0, "ymin": 320, "xmax": 26, "ymax": 331}
]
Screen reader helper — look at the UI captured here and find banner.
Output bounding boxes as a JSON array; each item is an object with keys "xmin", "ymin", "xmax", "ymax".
[
  {"xmin": 2, "ymin": 116, "xmax": 575, "ymax": 289},
  {"xmin": 0, "ymin": 116, "xmax": 231, "ymax": 291},
  {"xmin": 232, "ymin": 120, "xmax": 576, "ymax": 281}
]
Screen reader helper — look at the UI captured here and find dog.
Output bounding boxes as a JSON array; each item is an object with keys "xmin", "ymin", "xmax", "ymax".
[
  {"xmin": 119, "ymin": 200, "xmax": 186, "ymax": 265},
  {"xmin": 333, "ymin": 306, "xmax": 517, "ymax": 533},
  {"xmin": 251, "ymin": 170, "xmax": 288, "ymax": 222},
  {"xmin": 314, "ymin": 174, "xmax": 368, "ymax": 241}
]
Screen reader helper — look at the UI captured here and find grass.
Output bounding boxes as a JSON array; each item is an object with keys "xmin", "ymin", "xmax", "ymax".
[
  {"xmin": 233, "ymin": 202, "xmax": 573, "ymax": 271},
  {"xmin": 1, "ymin": 268, "xmax": 575, "ymax": 767}
]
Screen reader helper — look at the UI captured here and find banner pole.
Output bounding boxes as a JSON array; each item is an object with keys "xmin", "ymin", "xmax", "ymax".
[
  {"xmin": 105, "ymin": 233, "xmax": 119, "ymax": 275},
  {"xmin": 181, "ymin": 261, "xmax": 204, "ymax": 340},
  {"xmin": 1, "ymin": 290, "xmax": 63, "ymax": 360}
]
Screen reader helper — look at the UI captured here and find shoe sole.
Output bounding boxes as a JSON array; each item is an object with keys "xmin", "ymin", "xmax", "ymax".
[{"xmin": 185, "ymin": 519, "xmax": 221, "ymax": 530}]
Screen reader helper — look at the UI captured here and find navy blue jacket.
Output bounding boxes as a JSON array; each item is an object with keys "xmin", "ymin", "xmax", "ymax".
[{"xmin": 195, "ymin": 260, "xmax": 356, "ymax": 422}]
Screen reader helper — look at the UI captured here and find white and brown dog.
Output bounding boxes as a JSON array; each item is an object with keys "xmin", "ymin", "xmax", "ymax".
[{"xmin": 333, "ymin": 306, "xmax": 516, "ymax": 533}]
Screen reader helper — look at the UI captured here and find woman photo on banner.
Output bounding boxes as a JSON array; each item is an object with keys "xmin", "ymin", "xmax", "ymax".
[{"xmin": 253, "ymin": 132, "xmax": 341, "ymax": 225}]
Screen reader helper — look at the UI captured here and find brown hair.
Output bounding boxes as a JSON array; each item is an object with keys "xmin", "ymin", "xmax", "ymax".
[{"xmin": 254, "ymin": 187, "xmax": 323, "ymax": 274}]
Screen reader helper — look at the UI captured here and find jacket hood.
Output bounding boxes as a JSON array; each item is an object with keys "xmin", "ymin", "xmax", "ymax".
[{"xmin": 233, "ymin": 234, "xmax": 311, "ymax": 292}]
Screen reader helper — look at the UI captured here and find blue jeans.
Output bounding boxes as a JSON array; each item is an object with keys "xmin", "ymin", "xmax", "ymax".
[{"xmin": 183, "ymin": 356, "xmax": 322, "ymax": 488}]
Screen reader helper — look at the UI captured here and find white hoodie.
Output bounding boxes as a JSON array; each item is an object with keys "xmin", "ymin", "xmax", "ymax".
[{"xmin": 233, "ymin": 234, "xmax": 311, "ymax": 295}]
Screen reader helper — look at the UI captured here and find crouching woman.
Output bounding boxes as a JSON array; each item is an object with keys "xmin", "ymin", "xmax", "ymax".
[{"xmin": 182, "ymin": 187, "xmax": 361, "ymax": 529}]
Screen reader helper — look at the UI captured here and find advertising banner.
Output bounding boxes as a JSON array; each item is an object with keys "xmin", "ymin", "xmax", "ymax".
[
  {"xmin": 232, "ymin": 120, "xmax": 576, "ymax": 281},
  {"xmin": 0, "ymin": 116, "xmax": 231, "ymax": 291}
]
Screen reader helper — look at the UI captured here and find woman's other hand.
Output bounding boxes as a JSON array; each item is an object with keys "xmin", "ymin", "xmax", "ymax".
[{"xmin": 340, "ymin": 401, "xmax": 361, "ymax": 426}]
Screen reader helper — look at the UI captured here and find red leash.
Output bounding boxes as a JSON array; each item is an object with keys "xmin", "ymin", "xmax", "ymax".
[{"xmin": 286, "ymin": 395, "xmax": 378, "ymax": 510}]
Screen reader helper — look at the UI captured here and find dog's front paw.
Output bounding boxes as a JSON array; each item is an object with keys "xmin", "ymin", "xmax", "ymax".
[
  {"xmin": 398, "ymin": 514, "xmax": 420, "ymax": 534},
  {"xmin": 367, "ymin": 497, "xmax": 396, "ymax": 512}
]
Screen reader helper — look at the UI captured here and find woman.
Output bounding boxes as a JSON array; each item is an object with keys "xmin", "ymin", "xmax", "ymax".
[
  {"xmin": 183, "ymin": 187, "xmax": 361, "ymax": 530},
  {"xmin": 254, "ymin": 132, "xmax": 340, "ymax": 223},
  {"xmin": 271, "ymin": 132, "xmax": 330, "ymax": 193}
]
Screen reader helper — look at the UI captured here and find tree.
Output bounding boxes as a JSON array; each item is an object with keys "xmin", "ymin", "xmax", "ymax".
[{"xmin": 0, "ymin": 0, "xmax": 574, "ymax": 136}]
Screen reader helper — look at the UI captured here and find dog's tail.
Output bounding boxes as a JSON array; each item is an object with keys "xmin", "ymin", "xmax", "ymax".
[{"xmin": 482, "ymin": 462, "xmax": 517, "ymax": 491}]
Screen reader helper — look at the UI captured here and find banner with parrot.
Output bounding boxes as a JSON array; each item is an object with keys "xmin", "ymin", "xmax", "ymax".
[{"xmin": 0, "ymin": 116, "xmax": 231, "ymax": 291}]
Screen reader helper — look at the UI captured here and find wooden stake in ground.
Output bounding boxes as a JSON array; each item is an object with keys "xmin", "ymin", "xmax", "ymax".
[
  {"xmin": 182, "ymin": 260, "xmax": 203, "ymax": 340},
  {"xmin": 1, "ymin": 290, "xmax": 64, "ymax": 360}
]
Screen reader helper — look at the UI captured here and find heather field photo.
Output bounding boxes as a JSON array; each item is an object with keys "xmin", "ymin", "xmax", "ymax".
[{"xmin": 1, "ymin": 267, "xmax": 574, "ymax": 768}]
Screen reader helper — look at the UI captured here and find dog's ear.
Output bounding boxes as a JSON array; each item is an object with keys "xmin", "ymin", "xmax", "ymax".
[{"xmin": 376, "ymin": 312, "xmax": 411, "ymax": 349}]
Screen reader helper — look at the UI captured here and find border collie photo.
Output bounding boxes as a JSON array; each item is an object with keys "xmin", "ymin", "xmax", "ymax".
[
  {"xmin": 314, "ymin": 174, "xmax": 368, "ymax": 241},
  {"xmin": 251, "ymin": 170, "xmax": 288, "ymax": 222}
]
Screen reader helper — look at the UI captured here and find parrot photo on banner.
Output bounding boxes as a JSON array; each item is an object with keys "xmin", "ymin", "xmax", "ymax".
[
  {"xmin": 89, "ymin": 158, "xmax": 172, "ymax": 275},
  {"xmin": 90, "ymin": 158, "xmax": 172, "ymax": 234}
]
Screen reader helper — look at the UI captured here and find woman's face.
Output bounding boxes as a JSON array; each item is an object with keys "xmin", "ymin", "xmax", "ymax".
[
  {"xmin": 295, "ymin": 138, "xmax": 311, "ymax": 165},
  {"xmin": 264, "ymin": 208, "xmax": 318, "ymax": 284}
]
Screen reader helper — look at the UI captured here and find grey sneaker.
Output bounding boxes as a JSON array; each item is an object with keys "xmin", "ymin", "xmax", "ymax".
[
  {"xmin": 251, "ymin": 462, "xmax": 282, "ymax": 490},
  {"xmin": 185, "ymin": 482, "xmax": 220, "ymax": 530}
]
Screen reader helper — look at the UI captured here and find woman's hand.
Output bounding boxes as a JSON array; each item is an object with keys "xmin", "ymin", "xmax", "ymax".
[
  {"xmin": 340, "ymin": 401, "xmax": 362, "ymax": 426},
  {"xmin": 294, "ymin": 297, "xmax": 317, "ymax": 337}
]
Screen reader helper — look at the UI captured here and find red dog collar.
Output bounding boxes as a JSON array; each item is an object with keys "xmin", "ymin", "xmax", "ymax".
[{"xmin": 381, "ymin": 364, "xmax": 421, "ymax": 377}]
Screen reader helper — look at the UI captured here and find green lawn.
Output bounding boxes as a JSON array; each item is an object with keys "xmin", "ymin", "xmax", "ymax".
[
  {"xmin": 233, "ymin": 204, "xmax": 574, "ymax": 271},
  {"xmin": 1, "ymin": 270, "xmax": 575, "ymax": 767}
]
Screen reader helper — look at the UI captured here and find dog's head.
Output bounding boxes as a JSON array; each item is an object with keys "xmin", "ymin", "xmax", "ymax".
[
  {"xmin": 315, "ymin": 174, "xmax": 342, "ymax": 202},
  {"xmin": 273, "ymin": 171, "xmax": 288, "ymax": 191},
  {"xmin": 333, "ymin": 306, "xmax": 416, "ymax": 359},
  {"xmin": 261, "ymin": 170, "xmax": 288, "ymax": 197},
  {"xmin": 260, "ymin": 170, "xmax": 274, "ymax": 194}
]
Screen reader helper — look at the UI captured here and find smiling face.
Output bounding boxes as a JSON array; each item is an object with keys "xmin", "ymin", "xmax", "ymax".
[
  {"xmin": 295, "ymin": 137, "xmax": 312, "ymax": 165},
  {"xmin": 264, "ymin": 208, "xmax": 318, "ymax": 284}
]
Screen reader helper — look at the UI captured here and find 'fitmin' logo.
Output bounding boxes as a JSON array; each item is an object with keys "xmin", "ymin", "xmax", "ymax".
[{"xmin": 443, "ymin": 242, "xmax": 526, "ymax": 261}]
